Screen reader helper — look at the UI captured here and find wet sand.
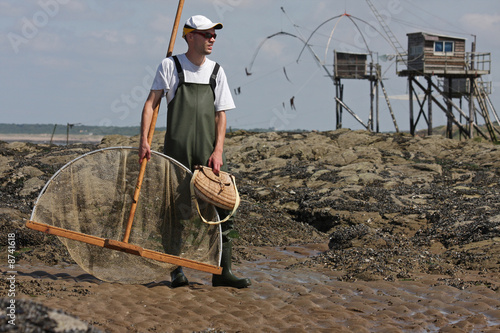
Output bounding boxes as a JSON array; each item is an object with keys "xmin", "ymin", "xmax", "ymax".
[{"xmin": 3, "ymin": 244, "xmax": 500, "ymax": 332}]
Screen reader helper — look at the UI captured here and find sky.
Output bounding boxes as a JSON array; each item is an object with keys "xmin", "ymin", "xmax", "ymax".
[{"xmin": 1, "ymin": 0, "xmax": 499, "ymax": 132}]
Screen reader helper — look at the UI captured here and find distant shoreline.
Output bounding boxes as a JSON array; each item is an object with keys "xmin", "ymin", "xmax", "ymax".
[{"xmin": 0, "ymin": 133, "xmax": 103, "ymax": 145}]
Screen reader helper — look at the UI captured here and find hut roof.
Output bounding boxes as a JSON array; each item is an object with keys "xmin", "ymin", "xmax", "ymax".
[{"xmin": 407, "ymin": 31, "xmax": 467, "ymax": 41}]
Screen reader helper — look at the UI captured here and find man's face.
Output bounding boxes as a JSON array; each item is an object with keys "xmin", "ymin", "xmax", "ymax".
[{"xmin": 189, "ymin": 28, "xmax": 216, "ymax": 55}]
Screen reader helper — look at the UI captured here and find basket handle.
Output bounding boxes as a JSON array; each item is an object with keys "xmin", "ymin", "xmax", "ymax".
[{"xmin": 190, "ymin": 169, "xmax": 240, "ymax": 225}]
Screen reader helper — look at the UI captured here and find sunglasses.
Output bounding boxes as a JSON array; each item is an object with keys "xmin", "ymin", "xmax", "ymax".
[{"xmin": 192, "ymin": 31, "xmax": 217, "ymax": 40}]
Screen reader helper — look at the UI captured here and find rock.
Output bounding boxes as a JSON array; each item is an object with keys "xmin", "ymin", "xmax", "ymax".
[
  {"xmin": 7, "ymin": 141, "xmax": 34, "ymax": 152},
  {"xmin": 0, "ymin": 155, "xmax": 13, "ymax": 177},
  {"xmin": 328, "ymin": 224, "xmax": 371, "ymax": 250},
  {"xmin": 20, "ymin": 177, "xmax": 46, "ymax": 196},
  {"xmin": 98, "ymin": 134, "xmax": 135, "ymax": 148},
  {"xmin": 0, "ymin": 298, "xmax": 102, "ymax": 332},
  {"xmin": 17, "ymin": 166, "xmax": 44, "ymax": 178}
]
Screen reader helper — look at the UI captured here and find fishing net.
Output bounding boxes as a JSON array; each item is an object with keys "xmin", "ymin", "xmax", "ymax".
[{"xmin": 30, "ymin": 147, "xmax": 221, "ymax": 284}]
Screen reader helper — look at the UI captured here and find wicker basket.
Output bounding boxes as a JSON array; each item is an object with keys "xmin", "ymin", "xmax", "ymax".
[{"xmin": 190, "ymin": 165, "xmax": 240, "ymax": 224}]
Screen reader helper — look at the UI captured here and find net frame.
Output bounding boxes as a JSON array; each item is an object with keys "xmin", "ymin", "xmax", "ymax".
[{"xmin": 30, "ymin": 147, "xmax": 222, "ymax": 283}]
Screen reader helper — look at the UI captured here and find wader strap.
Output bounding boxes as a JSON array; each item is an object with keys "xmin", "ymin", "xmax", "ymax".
[
  {"xmin": 172, "ymin": 56, "xmax": 219, "ymax": 96},
  {"xmin": 210, "ymin": 63, "xmax": 220, "ymax": 97},
  {"xmin": 173, "ymin": 56, "xmax": 185, "ymax": 85}
]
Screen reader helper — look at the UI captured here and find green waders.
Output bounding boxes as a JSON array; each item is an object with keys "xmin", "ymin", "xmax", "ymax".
[{"xmin": 167, "ymin": 56, "xmax": 250, "ymax": 289}]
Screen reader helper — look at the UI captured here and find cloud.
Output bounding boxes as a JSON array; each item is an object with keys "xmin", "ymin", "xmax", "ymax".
[
  {"xmin": 63, "ymin": 0, "xmax": 88, "ymax": 14},
  {"xmin": 149, "ymin": 13, "xmax": 172, "ymax": 33},
  {"xmin": 31, "ymin": 31, "xmax": 64, "ymax": 52},
  {"xmin": 261, "ymin": 38, "xmax": 287, "ymax": 58},
  {"xmin": 461, "ymin": 13, "xmax": 500, "ymax": 47},
  {"xmin": 461, "ymin": 13, "xmax": 500, "ymax": 38},
  {"xmin": 88, "ymin": 30, "xmax": 137, "ymax": 45},
  {"xmin": 35, "ymin": 56, "xmax": 73, "ymax": 69},
  {"xmin": 0, "ymin": 0, "xmax": 25, "ymax": 16},
  {"xmin": 462, "ymin": 13, "xmax": 500, "ymax": 31}
]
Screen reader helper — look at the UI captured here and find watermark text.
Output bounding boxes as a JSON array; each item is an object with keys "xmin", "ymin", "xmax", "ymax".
[{"xmin": 6, "ymin": 233, "xmax": 17, "ymax": 326}]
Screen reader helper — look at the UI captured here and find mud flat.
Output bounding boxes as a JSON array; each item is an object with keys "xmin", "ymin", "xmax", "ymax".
[{"xmin": 1, "ymin": 129, "xmax": 499, "ymax": 332}]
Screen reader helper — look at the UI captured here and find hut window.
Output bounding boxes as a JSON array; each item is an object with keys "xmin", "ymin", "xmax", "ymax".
[{"xmin": 434, "ymin": 41, "xmax": 454, "ymax": 55}]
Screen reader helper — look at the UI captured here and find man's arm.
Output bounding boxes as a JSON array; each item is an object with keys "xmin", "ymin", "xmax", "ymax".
[
  {"xmin": 139, "ymin": 90, "xmax": 163, "ymax": 163},
  {"xmin": 208, "ymin": 110, "xmax": 227, "ymax": 174}
]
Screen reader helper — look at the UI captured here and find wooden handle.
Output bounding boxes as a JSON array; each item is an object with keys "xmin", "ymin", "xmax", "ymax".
[
  {"xmin": 122, "ymin": 0, "xmax": 185, "ymax": 243},
  {"xmin": 167, "ymin": 0, "xmax": 185, "ymax": 58}
]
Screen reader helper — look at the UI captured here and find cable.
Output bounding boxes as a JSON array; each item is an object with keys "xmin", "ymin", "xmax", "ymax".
[{"xmin": 400, "ymin": 0, "xmax": 471, "ymax": 37}]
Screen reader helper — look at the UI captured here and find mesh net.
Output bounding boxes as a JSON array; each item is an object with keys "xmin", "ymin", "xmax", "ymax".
[{"xmin": 30, "ymin": 147, "xmax": 221, "ymax": 284}]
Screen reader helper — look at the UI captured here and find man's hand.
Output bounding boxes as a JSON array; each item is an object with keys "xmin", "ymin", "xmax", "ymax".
[
  {"xmin": 139, "ymin": 140, "xmax": 151, "ymax": 164},
  {"xmin": 208, "ymin": 152, "xmax": 223, "ymax": 175}
]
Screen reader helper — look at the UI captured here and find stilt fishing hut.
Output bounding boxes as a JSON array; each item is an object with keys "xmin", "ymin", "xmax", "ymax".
[
  {"xmin": 397, "ymin": 32, "xmax": 497, "ymax": 141},
  {"xmin": 334, "ymin": 51, "xmax": 378, "ymax": 132},
  {"xmin": 334, "ymin": 50, "xmax": 398, "ymax": 133}
]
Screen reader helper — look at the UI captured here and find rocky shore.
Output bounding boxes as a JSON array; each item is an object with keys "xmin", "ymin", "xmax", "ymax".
[
  {"xmin": 1, "ymin": 129, "xmax": 499, "ymax": 332},
  {"xmin": 223, "ymin": 129, "xmax": 500, "ymax": 283}
]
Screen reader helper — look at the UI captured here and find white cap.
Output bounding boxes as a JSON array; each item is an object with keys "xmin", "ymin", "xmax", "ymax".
[{"xmin": 183, "ymin": 15, "xmax": 223, "ymax": 37}]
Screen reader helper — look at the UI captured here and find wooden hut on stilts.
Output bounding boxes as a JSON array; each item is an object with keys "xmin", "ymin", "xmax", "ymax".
[
  {"xmin": 397, "ymin": 32, "xmax": 498, "ymax": 142},
  {"xmin": 334, "ymin": 51, "xmax": 399, "ymax": 133}
]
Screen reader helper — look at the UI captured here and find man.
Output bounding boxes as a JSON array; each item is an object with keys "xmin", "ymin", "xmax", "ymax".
[{"xmin": 139, "ymin": 15, "xmax": 251, "ymax": 289}]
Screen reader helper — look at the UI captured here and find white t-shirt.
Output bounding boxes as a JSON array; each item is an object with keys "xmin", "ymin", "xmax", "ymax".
[{"xmin": 151, "ymin": 54, "xmax": 235, "ymax": 112}]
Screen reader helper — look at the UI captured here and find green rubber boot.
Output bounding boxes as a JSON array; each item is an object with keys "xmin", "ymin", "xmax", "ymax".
[
  {"xmin": 170, "ymin": 266, "xmax": 189, "ymax": 288},
  {"xmin": 212, "ymin": 240, "xmax": 251, "ymax": 288}
]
